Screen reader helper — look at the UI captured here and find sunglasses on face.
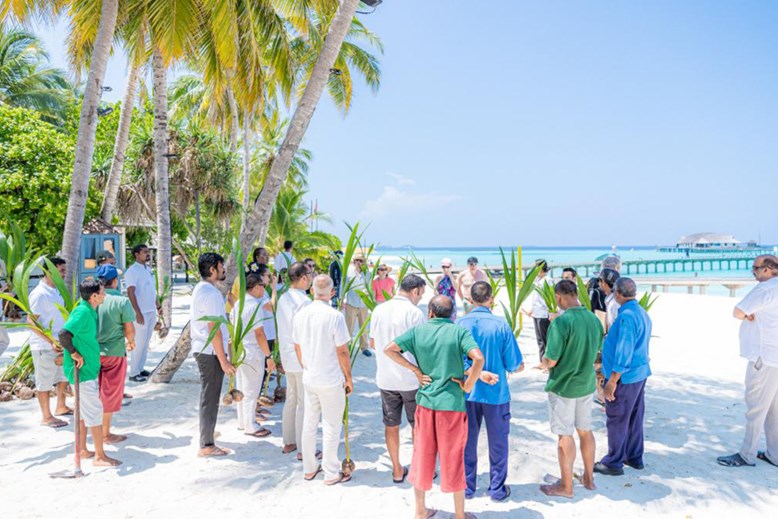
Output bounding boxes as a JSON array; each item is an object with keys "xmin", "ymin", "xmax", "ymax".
[
  {"xmin": 378, "ymin": 268, "xmax": 387, "ymax": 272},
  {"xmin": 442, "ymin": 265, "xmax": 451, "ymax": 269},
  {"xmin": 753, "ymin": 265, "xmax": 767, "ymax": 271}
]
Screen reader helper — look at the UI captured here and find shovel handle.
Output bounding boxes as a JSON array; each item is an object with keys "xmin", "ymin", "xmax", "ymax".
[{"xmin": 73, "ymin": 365, "xmax": 81, "ymax": 473}]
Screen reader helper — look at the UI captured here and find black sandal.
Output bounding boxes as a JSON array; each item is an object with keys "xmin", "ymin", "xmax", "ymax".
[
  {"xmin": 393, "ymin": 466, "xmax": 409, "ymax": 484},
  {"xmin": 757, "ymin": 451, "xmax": 778, "ymax": 467},
  {"xmin": 716, "ymin": 453, "xmax": 755, "ymax": 467}
]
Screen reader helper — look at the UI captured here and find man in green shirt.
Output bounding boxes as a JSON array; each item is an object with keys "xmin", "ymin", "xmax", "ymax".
[
  {"xmin": 96, "ymin": 265, "xmax": 136, "ymax": 444},
  {"xmin": 540, "ymin": 279, "xmax": 602, "ymax": 498},
  {"xmin": 385, "ymin": 295, "xmax": 485, "ymax": 519},
  {"xmin": 59, "ymin": 278, "xmax": 121, "ymax": 467}
]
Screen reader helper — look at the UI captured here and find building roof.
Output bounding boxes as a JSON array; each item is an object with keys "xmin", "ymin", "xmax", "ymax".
[
  {"xmin": 677, "ymin": 232, "xmax": 741, "ymax": 245},
  {"xmin": 82, "ymin": 218, "xmax": 118, "ymax": 235}
]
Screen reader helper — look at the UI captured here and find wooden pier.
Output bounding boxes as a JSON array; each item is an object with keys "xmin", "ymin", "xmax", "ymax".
[{"xmin": 522, "ymin": 256, "xmax": 761, "ymax": 279}]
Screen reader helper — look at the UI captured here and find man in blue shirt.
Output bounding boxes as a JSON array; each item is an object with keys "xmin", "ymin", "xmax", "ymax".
[
  {"xmin": 457, "ymin": 282, "xmax": 523, "ymax": 501},
  {"xmin": 595, "ymin": 277, "xmax": 652, "ymax": 476}
]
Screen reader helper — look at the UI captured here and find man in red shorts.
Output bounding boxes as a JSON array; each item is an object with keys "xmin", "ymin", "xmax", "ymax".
[
  {"xmin": 96, "ymin": 265, "xmax": 136, "ymax": 443},
  {"xmin": 385, "ymin": 295, "xmax": 485, "ymax": 519}
]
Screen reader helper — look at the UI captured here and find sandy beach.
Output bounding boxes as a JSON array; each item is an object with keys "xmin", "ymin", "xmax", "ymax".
[{"xmin": 1, "ymin": 287, "xmax": 777, "ymax": 519}]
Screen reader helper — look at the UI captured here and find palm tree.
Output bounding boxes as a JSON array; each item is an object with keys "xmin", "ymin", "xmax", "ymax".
[
  {"xmin": 47, "ymin": 0, "xmax": 120, "ymax": 285},
  {"xmin": 0, "ymin": 27, "xmax": 71, "ymax": 122},
  {"xmin": 231, "ymin": 0, "xmax": 368, "ymax": 287}
]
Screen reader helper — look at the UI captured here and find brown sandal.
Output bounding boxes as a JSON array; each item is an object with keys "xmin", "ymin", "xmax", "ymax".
[{"xmin": 245, "ymin": 428, "xmax": 271, "ymax": 438}]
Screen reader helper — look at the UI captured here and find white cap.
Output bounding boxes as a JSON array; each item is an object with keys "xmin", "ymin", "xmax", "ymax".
[{"xmin": 440, "ymin": 257, "xmax": 453, "ymax": 267}]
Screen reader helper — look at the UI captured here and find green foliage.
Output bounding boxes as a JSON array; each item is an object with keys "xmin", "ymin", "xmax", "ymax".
[
  {"xmin": 402, "ymin": 251, "xmax": 434, "ymax": 288},
  {"xmin": 0, "ymin": 221, "xmax": 35, "ymax": 286},
  {"xmin": 485, "ymin": 270, "xmax": 502, "ymax": 310},
  {"xmin": 535, "ymin": 280, "xmax": 559, "ymax": 314},
  {"xmin": 576, "ymin": 275, "xmax": 592, "ymax": 311},
  {"xmin": 499, "ymin": 248, "xmax": 542, "ymax": 338},
  {"xmin": 0, "ymin": 105, "xmax": 102, "ymax": 250},
  {"xmin": 0, "ymin": 342, "xmax": 33, "ymax": 390},
  {"xmin": 638, "ymin": 292, "xmax": 659, "ymax": 312}
]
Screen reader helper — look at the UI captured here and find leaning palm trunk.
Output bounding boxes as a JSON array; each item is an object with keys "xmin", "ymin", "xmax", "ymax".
[
  {"xmin": 241, "ymin": 114, "xmax": 251, "ymax": 229},
  {"xmin": 152, "ymin": 49, "xmax": 173, "ymax": 337},
  {"xmin": 224, "ymin": 0, "xmax": 362, "ymax": 288},
  {"xmin": 101, "ymin": 62, "xmax": 141, "ymax": 222},
  {"xmin": 60, "ymin": 0, "xmax": 119, "ymax": 285},
  {"xmin": 152, "ymin": 0, "xmax": 363, "ymax": 384}
]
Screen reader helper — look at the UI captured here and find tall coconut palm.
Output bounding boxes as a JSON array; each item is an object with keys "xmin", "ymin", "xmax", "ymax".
[
  {"xmin": 0, "ymin": 27, "xmax": 71, "ymax": 122},
  {"xmin": 230, "ymin": 0, "xmax": 365, "ymax": 288},
  {"xmin": 59, "ymin": 0, "xmax": 120, "ymax": 286}
]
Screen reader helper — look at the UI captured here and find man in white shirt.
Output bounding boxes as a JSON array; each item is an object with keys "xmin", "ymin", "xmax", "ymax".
[
  {"xmin": 599, "ymin": 268, "xmax": 621, "ymax": 329},
  {"xmin": 274, "ymin": 240, "xmax": 296, "ymax": 273},
  {"xmin": 522, "ymin": 260, "xmax": 552, "ymax": 365},
  {"xmin": 276, "ymin": 262, "xmax": 313, "ymax": 456},
  {"xmin": 344, "ymin": 253, "xmax": 371, "ymax": 357},
  {"xmin": 124, "ymin": 244, "xmax": 158, "ymax": 382},
  {"xmin": 369, "ymin": 274, "xmax": 427, "ymax": 483},
  {"xmin": 232, "ymin": 273, "xmax": 274, "ymax": 438},
  {"xmin": 294, "ymin": 275, "xmax": 354, "ymax": 485},
  {"xmin": 718, "ymin": 255, "xmax": 778, "ymax": 468},
  {"xmin": 28, "ymin": 257, "xmax": 71, "ymax": 428},
  {"xmin": 190, "ymin": 252, "xmax": 234, "ymax": 457}
]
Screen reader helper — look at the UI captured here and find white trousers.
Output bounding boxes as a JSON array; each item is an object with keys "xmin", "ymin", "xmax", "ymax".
[
  {"xmin": 283, "ymin": 371, "xmax": 304, "ymax": 446},
  {"xmin": 302, "ymin": 383, "xmax": 345, "ymax": 480},
  {"xmin": 236, "ymin": 356, "xmax": 265, "ymax": 433},
  {"xmin": 739, "ymin": 360, "xmax": 778, "ymax": 464},
  {"xmin": 130, "ymin": 311, "xmax": 157, "ymax": 377}
]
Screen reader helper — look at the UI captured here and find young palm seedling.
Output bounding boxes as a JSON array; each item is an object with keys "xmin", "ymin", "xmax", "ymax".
[
  {"xmin": 536, "ymin": 280, "xmax": 559, "ymax": 314},
  {"xmin": 498, "ymin": 247, "xmax": 542, "ymax": 337}
]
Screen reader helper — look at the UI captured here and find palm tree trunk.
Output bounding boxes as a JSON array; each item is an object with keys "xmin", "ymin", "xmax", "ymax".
[
  {"xmin": 60, "ymin": 0, "xmax": 119, "ymax": 285},
  {"xmin": 241, "ymin": 114, "xmax": 251, "ymax": 230},
  {"xmin": 152, "ymin": 48, "xmax": 173, "ymax": 335},
  {"xmin": 101, "ymin": 62, "xmax": 141, "ymax": 223},
  {"xmin": 226, "ymin": 85, "xmax": 239, "ymax": 154},
  {"xmin": 226, "ymin": 0, "xmax": 361, "ymax": 288}
]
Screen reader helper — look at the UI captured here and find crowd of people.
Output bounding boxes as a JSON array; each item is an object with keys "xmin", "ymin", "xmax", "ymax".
[{"xmin": 15, "ymin": 242, "xmax": 778, "ymax": 519}]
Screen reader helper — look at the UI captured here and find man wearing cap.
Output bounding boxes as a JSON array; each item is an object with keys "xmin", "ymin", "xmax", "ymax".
[
  {"xmin": 457, "ymin": 256, "xmax": 487, "ymax": 315},
  {"xmin": 97, "ymin": 251, "xmax": 116, "ymax": 267},
  {"xmin": 595, "ymin": 277, "xmax": 652, "ymax": 476},
  {"xmin": 598, "ymin": 268, "xmax": 621, "ymax": 329},
  {"xmin": 125, "ymin": 244, "xmax": 158, "ymax": 382},
  {"xmin": 95, "ymin": 265, "xmax": 136, "ymax": 443},
  {"xmin": 345, "ymin": 253, "xmax": 371, "ymax": 357}
]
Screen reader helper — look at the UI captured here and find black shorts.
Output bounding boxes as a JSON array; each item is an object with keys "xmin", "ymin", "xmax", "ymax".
[{"xmin": 380, "ymin": 389, "xmax": 418, "ymax": 427}]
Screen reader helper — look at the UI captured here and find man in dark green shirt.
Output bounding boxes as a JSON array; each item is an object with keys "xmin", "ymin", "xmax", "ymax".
[
  {"xmin": 96, "ymin": 265, "xmax": 136, "ymax": 444},
  {"xmin": 540, "ymin": 280, "xmax": 602, "ymax": 498},
  {"xmin": 385, "ymin": 295, "xmax": 485, "ymax": 519},
  {"xmin": 59, "ymin": 278, "xmax": 121, "ymax": 467}
]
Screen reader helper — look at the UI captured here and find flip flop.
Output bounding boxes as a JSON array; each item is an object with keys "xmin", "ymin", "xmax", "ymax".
[
  {"xmin": 393, "ymin": 466, "xmax": 409, "ymax": 484},
  {"xmin": 757, "ymin": 451, "xmax": 778, "ymax": 467},
  {"xmin": 245, "ymin": 428, "xmax": 272, "ymax": 438},
  {"xmin": 42, "ymin": 418, "xmax": 68, "ymax": 428},
  {"xmin": 54, "ymin": 409, "xmax": 74, "ymax": 416},
  {"xmin": 716, "ymin": 453, "xmax": 755, "ymax": 467},
  {"xmin": 198, "ymin": 446, "xmax": 231, "ymax": 458},
  {"xmin": 282, "ymin": 444, "xmax": 297, "ymax": 454},
  {"xmin": 324, "ymin": 471, "xmax": 352, "ymax": 486},
  {"xmin": 304, "ymin": 465, "xmax": 323, "ymax": 481}
]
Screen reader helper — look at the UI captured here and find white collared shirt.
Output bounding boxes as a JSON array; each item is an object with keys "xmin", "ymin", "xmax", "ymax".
[
  {"xmin": 257, "ymin": 294, "xmax": 276, "ymax": 340},
  {"xmin": 124, "ymin": 262, "xmax": 157, "ymax": 314},
  {"xmin": 190, "ymin": 281, "xmax": 229, "ymax": 356},
  {"xmin": 528, "ymin": 276, "xmax": 553, "ymax": 319},
  {"xmin": 28, "ymin": 281, "xmax": 65, "ymax": 351},
  {"xmin": 292, "ymin": 300, "xmax": 351, "ymax": 388},
  {"xmin": 605, "ymin": 292, "xmax": 621, "ymax": 327},
  {"xmin": 369, "ymin": 295, "xmax": 425, "ymax": 391},
  {"xmin": 230, "ymin": 294, "xmax": 264, "ymax": 362},
  {"xmin": 274, "ymin": 252, "xmax": 296, "ymax": 272},
  {"xmin": 345, "ymin": 265, "xmax": 367, "ymax": 308},
  {"xmin": 276, "ymin": 288, "xmax": 311, "ymax": 372},
  {"xmin": 736, "ymin": 277, "xmax": 778, "ymax": 367}
]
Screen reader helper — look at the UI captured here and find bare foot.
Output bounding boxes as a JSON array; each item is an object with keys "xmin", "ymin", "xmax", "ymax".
[
  {"xmin": 198, "ymin": 446, "xmax": 231, "ymax": 458},
  {"xmin": 93, "ymin": 455, "xmax": 122, "ymax": 467},
  {"xmin": 582, "ymin": 474, "xmax": 596, "ymax": 490},
  {"xmin": 80, "ymin": 449, "xmax": 95, "ymax": 459},
  {"xmin": 540, "ymin": 483, "xmax": 573, "ymax": 498},
  {"xmin": 104, "ymin": 433, "xmax": 128, "ymax": 444}
]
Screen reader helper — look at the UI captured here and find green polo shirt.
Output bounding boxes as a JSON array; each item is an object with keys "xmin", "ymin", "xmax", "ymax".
[
  {"xmin": 544, "ymin": 306, "xmax": 603, "ymax": 398},
  {"xmin": 97, "ymin": 288, "xmax": 136, "ymax": 357},
  {"xmin": 394, "ymin": 317, "xmax": 479, "ymax": 412},
  {"xmin": 62, "ymin": 300, "xmax": 101, "ymax": 383}
]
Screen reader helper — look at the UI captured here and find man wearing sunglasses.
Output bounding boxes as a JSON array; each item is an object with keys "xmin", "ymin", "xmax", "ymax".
[
  {"xmin": 345, "ymin": 254, "xmax": 372, "ymax": 357},
  {"xmin": 718, "ymin": 255, "xmax": 778, "ymax": 468}
]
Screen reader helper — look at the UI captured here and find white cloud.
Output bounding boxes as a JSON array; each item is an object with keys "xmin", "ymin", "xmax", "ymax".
[
  {"xmin": 387, "ymin": 172, "xmax": 416, "ymax": 187},
  {"xmin": 360, "ymin": 179, "xmax": 462, "ymax": 219}
]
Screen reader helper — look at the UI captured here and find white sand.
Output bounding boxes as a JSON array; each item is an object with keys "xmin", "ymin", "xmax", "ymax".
[{"xmin": 1, "ymin": 288, "xmax": 777, "ymax": 519}]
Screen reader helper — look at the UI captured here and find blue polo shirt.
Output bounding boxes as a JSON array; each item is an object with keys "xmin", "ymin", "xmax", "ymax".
[
  {"xmin": 602, "ymin": 299, "xmax": 652, "ymax": 384},
  {"xmin": 458, "ymin": 306, "xmax": 523, "ymax": 405}
]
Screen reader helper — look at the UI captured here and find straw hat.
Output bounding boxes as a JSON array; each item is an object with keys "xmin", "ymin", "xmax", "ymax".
[{"xmin": 377, "ymin": 263, "xmax": 393, "ymax": 273}]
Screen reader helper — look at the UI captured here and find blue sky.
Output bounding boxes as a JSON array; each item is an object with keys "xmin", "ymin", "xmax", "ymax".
[{"xmin": 35, "ymin": 1, "xmax": 778, "ymax": 247}]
